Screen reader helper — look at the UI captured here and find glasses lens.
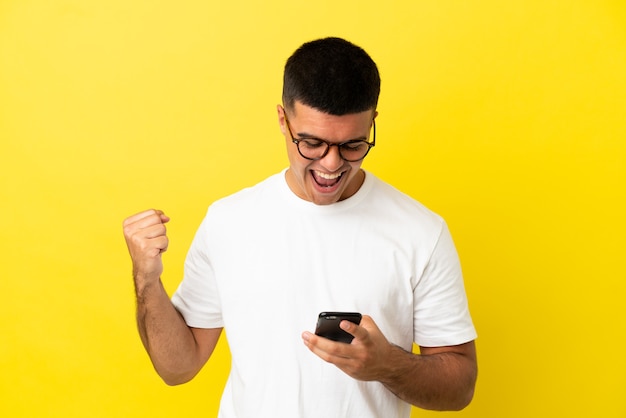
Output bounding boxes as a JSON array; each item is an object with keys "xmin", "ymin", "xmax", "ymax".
[
  {"xmin": 297, "ymin": 139, "xmax": 329, "ymax": 160},
  {"xmin": 339, "ymin": 141, "xmax": 371, "ymax": 161}
]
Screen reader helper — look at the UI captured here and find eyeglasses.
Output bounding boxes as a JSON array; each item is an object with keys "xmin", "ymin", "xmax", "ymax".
[{"xmin": 284, "ymin": 115, "xmax": 376, "ymax": 162}]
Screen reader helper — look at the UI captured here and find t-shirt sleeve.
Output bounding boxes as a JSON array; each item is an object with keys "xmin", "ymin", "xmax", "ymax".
[
  {"xmin": 171, "ymin": 212, "xmax": 224, "ymax": 329},
  {"xmin": 413, "ymin": 221, "xmax": 477, "ymax": 347}
]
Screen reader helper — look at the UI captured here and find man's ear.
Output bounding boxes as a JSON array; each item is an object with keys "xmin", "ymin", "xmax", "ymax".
[{"xmin": 277, "ymin": 104, "xmax": 287, "ymax": 135}]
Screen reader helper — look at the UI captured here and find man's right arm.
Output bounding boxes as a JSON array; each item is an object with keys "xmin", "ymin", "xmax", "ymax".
[{"xmin": 123, "ymin": 209, "xmax": 222, "ymax": 385}]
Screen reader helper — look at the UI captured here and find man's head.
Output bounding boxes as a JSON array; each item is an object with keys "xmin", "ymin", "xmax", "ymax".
[
  {"xmin": 282, "ymin": 37, "xmax": 380, "ymax": 116},
  {"xmin": 278, "ymin": 38, "xmax": 380, "ymax": 205}
]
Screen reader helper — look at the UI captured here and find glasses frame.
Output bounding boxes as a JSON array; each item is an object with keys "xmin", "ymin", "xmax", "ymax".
[{"xmin": 284, "ymin": 114, "xmax": 376, "ymax": 162}]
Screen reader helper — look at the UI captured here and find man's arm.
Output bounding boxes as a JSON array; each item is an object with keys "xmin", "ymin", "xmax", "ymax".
[
  {"xmin": 123, "ymin": 209, "xmax": 221, "ymax": 385},
  {"xmin": 379, "ymin": 341, "xmax": 476, "ymax": 410},
  {"xmin": 302, "ymin": 315, "xmax": 477, "ymax": 411}
]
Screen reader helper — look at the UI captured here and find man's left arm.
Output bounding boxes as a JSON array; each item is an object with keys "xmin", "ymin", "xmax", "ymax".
[{"xmin": 302, "ymin": 315, "xmax": 477, "ymax": 411}]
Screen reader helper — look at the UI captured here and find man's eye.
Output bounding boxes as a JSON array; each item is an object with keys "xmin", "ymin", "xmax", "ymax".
[
  {"xmin": 301, "ymin": 139, "xmax": 325, "ymax": 148},
  {"xmin": 342, "ymin": 141, "xmax": 367, "ymax": 151}
]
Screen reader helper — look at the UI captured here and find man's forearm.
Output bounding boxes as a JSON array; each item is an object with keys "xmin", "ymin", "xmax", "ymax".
[
  {"xmin": 379, "ymin": 342, "xmax": 477, "ymax": 411},
  {"xmin": 135, "ymin": 277, "xmax": 203, "ymax": 385}
]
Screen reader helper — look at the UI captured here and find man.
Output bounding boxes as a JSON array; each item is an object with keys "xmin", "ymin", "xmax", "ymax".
[{"xmin": 123, "ymin": 37, "xmax": 477, "ymax": 417}]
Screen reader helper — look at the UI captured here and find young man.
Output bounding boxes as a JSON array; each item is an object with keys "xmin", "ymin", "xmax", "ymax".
[{"xmin": 123, "ymin": 37, "xmax": 477, "ymax": 417}]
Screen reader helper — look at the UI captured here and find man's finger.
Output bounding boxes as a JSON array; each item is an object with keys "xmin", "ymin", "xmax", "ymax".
[
  {"xmin": 142, "ymin": 222, "xmax": 168, "ymax": 240},
  {"xmin": 340, "ymin": 315, "xmax": 372, "ymax": 341},
  {"xmin": 123, "ymin": 209, "xmax": 169, "ymax": 228}
]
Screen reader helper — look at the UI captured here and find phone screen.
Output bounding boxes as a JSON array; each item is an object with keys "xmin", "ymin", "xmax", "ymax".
[{"xmin": 315, "ymin": 312, "xmax": 362, "ymax": 343}]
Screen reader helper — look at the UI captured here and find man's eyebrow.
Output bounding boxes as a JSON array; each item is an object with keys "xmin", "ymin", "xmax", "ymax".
[{"xmin": 292, "ymin": 129, "xmax": 321, "ymax": 139}]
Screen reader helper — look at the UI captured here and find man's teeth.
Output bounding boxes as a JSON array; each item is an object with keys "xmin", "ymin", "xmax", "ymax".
[{"xmin": 315, "ymin": 171, "xmax": 342, "ymax": 180}]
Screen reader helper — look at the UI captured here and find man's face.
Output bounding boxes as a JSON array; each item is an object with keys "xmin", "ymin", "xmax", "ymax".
[{"xmin": 278, "ymin": 101, "xmax": 377, "ymax": 205}]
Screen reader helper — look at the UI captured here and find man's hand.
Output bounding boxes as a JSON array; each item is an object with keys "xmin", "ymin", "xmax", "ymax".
[
  {"xmin": 302, "ymin": 315, "xmax": 477, "ymax": 410},
  {"xmin": 122, "ymin": 209, "xmax": 170, "ymax": 288},
  {"xmin": 301, "ymin": 315, "xmax": 393, "ymax": 381}
]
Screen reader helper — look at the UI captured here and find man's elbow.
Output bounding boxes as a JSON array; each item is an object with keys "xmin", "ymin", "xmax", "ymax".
[
  {"xmin": 433, "ymin": 364, "xmax": 477, "ymax": 411},
  {"xmin": 428, "ymin": 385, "xmax": 475, "ymax": 412},
  {"xmin": 161, "ymin": 375, "xmax": 192, "ymax": 386},
  {"xmin": 450, "ymin": 385, "xmax": 476, "ymax": 411},
  {"xmin": 449, "ymin": 368, "xmax": 477, "ymax": 411},
  {"xmin": 156, "ymin": 366, "xmax": 198, "ymax": 386}
]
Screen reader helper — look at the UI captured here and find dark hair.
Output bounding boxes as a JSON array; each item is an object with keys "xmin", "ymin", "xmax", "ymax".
[{"xmin": 282, "ymin": 37, "xmax": 380, "ymax": 115}]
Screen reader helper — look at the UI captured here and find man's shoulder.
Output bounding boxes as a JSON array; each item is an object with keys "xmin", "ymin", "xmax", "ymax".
[
  {"xmin": 366, "ymin": 173, "xmax": 443, "ymax": 225},
  {"xmin": 209, "ymin": 170, "xmax": 286, "ymax": 212}
]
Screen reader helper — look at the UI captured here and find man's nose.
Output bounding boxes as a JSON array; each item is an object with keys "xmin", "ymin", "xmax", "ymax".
[{"xmin": 319, "ymin": 144, "xmax": 344, "ymax": 171}]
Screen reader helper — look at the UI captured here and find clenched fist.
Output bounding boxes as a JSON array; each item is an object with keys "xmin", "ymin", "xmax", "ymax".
[{"xmin": 123, "ymin": 209, "xmax": 171, "ymax": 288}]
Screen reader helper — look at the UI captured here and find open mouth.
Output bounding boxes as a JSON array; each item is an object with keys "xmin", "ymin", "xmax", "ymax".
[{"xmin": 311, "ymin": 170, "xmax": 344, "ymax": 189}]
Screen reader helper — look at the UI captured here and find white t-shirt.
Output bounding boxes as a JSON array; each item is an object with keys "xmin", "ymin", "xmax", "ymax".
[{"xmin": 172, "ymin": 170, "xmax": 476, "ymax": 418}]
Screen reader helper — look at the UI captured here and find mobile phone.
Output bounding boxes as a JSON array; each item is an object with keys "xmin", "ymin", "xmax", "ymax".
[{"xmin": 315, "ymin": 312, "xmax": 362, "ymax": 344}]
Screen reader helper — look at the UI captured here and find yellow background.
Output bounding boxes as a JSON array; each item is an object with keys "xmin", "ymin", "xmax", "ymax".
[{"xmin": 1, "ymin": 1, "xmax": 625, "ymax": 417}]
